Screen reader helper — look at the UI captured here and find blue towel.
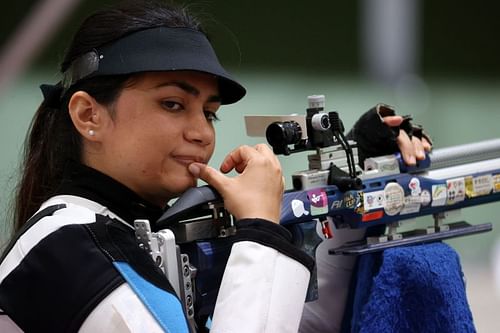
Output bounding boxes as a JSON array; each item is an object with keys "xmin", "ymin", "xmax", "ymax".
[{"xmin": 349, "ymin": 242, "xmax": 476, "ymax": 333}]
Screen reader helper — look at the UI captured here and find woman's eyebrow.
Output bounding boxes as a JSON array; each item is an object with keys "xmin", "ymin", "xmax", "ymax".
[{"xmin": 154, "ymin": 80, "xmax": 221, "ymax": 103}]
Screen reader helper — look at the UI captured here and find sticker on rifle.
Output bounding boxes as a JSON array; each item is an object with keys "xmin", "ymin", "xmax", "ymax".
[
  {"xmin": 446, "ymin": 177, "xmax": 465, "ymax": 205},
  {"xmin": 431, "ymin": 184, "xmax": 447, "ymax": 207},
  {"xmin": 342, "ymin": 191, "xmax": 364, "ymax": 214},
  {"xmin": 408, "ymin": 177, "xmax": 422, "ymax": 196},
  {"xmin": 400, "ymin": 195, "xmax": 421, "ymax": 215},
  {"xmin": 364, "ymin": 190, "xmax": 385, "ymax": 211},
  {"xmin": 307, "ymin": 189, "xmax": 328, "ymax": 216},
  {"xmin": 383, "ymin": 182, "xmax": 405, "ymax": 216},
  {"xmin": 343, "ymin": 192, "xmax": 358, "ymax": 209},
  {"xmin": 291, "ymin": 199, "xmax": 309, "ymax": 218},
  {"xmin": 362, "ymin": 210, "xmax": 384, "ymax": 222},
  {"xmin": 494, "ymin": 174, "xmax": 500, "ymax": 193},
  {"xmin": 420, "ymin": 189, "xmax": 431, "ymax": 206},
  {"xmin": 465, "ymin": 174, "xmax": 493, "ymax": 198},
  {"xmin": 355, "ymin": 192, "xmax": 365, "ymax": 215},
  {"xmin": 330, "ymin": 199, "xmax": 343, "ymax": 210}
]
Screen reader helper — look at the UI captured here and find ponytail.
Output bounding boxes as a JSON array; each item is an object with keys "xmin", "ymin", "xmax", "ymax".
[{"xmin": 13, "ymin": 94, "xmax": 81, "ymax": 231}]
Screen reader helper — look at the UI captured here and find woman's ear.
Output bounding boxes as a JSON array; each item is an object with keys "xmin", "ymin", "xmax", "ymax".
[{"xmin": 68, "ymin": 91, "xmax": 109, "ymax": 141}]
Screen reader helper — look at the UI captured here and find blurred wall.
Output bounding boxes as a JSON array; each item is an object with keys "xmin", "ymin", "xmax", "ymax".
[{"xmin": 2, "ymin": 1, "xmax": 500, "ymax": 77}]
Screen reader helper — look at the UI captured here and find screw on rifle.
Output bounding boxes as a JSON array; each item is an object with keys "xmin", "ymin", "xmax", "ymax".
[{"xmin": 155, "ymin": 256, "xmax": 162, "ymax": 266}]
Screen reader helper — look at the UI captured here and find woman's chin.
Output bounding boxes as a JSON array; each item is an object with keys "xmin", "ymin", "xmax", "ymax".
[{"xmin": 168, "ymin": 177, "xmax": 199, "ymax": 195}]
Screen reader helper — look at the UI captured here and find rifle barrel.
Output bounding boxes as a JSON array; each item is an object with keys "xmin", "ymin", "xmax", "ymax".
[{"xmin": 429, "ymin": 138, "xmax": 500, "ymax": 170}]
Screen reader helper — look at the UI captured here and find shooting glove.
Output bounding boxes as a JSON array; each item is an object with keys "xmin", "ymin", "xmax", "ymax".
[{"xmin": 347, "ymin": 103, "xmax": 430, "ymax": 167}]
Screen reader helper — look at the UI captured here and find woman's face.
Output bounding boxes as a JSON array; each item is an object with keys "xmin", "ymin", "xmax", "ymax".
[{"xmin": 91, "ymin": 71, "xmax": 220, "ymax": 206}]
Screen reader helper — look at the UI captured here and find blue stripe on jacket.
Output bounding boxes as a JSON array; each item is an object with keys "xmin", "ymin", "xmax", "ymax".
[{"xmin": 113, "ymin": 261, "xmax": 190, "ymax": 333}]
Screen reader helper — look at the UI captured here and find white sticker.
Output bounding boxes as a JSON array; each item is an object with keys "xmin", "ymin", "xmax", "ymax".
[
  {"xmin": 473, "ymin": 174, "xmax": 493, "ymax": 196},
  {"xmin": 291, "ymin": 199, "xmax": 309, "ymax": 218},
  {"xmin": 400, "ymin": 195, "xmax": 421, "ymax": 215},
  {"xmin": 408, "ymin": 177, "xmax": 422, "ymax": 196},
  {"xmin": 447, "ymin": 177, "xmax": 465, "ymax": 205},
  {"xmin": 420, "ymin": 189, "xmax": 431, "ymax": 206},
  {"xmin": 383, "ymin": 182, "xmax": 405, "ymax": 216},
  {"xmin": 494, "ymin": 174, "xmax": 500, "ymax": 193},
  {"xmin": 431, "ymin": 184, "xmax": 447, "ymax": 207},
  {"xmin": 363, "ymin": 190, "xmax": 385, "ymax": 211}
]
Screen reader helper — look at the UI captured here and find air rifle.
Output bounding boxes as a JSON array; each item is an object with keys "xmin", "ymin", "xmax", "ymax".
[{"xmin": 134, "ymin": 95, "xmax": 500, "ymax": 327}]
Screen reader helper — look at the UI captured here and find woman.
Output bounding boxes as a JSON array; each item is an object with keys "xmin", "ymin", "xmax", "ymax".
[
  {"xmin": 0, "ymin": 2, "xmax": 313, "ymax": 332},
  {"xmin": 0, "ymin": 1, "xmax": 430, "ymax": 333}
]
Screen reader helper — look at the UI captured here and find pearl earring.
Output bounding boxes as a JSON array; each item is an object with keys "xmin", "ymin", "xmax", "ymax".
[{"xmin": 88, "ymin": 130, "xmax": 95, "ymax": 136}]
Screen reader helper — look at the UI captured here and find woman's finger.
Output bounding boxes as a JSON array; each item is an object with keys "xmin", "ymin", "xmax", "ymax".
[
  {"xmin": 254, "ymin": 143, "xmax": 281, "ymax": 166},
  {"xmin": 421, "ymin": 137, "xmax": 432, "ymax": 152},
  {"xmin": 397, "ymin": 130, "xmax": 417, "ymax": 165},
  {"xmin": 381, "ymin": 115, "xmax": 403, "ymax": 127},
  {"xmin": 412, "ymin": 136, "xmax": 426, "ymax": 160},
  {"xmin": 220, "ymin": 145, "xmax": 256, "ymax": 173},
  {"xmin": 188, "ymin": 163, "xmax": 229, "ymax": 194}
]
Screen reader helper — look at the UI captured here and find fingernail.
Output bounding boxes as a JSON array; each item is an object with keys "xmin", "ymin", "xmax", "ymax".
[
  {"xmin": 408, "ymin": 156, "xmax": 416, "ymax": 165},
  {"xmin": 188, "ymin": 163, "xmax": 200, "ymax": 177}
]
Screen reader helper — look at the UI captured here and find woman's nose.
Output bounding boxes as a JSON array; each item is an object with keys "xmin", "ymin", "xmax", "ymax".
[{"xmin": 184, "ymin": 111, "xmax": 214, "ymax": 145}]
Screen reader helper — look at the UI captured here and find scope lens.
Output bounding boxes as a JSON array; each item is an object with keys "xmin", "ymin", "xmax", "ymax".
[
  {"xmin": 266, "ymin": 121, "xmax": 302, "ymax": 148},
  {"xmin": 311, "ymin": 113, "xmax": 330, "ymax": 131}
]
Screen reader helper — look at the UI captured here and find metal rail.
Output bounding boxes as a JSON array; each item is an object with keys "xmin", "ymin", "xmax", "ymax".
[{"xmin": 429, "ymin": 138, "xmax": 500, "ymax": 170}]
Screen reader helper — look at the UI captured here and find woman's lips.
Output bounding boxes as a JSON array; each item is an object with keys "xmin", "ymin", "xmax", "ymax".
[{"xmin": 173, "ymin": 155, "xmax": 205, "ymax": 166}]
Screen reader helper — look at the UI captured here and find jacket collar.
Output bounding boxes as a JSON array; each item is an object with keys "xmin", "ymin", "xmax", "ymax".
[{"xmin": 56, "ymin": 161, "xmax": 165, "ymax": 229}]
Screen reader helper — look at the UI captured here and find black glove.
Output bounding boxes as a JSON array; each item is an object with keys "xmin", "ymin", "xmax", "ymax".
[{"xmin": 347, "ymin": 103, "xmax": 430, "ymax": 167}]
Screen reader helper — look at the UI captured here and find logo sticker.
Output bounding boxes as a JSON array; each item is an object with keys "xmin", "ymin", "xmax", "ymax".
[
  {"xmin": 420, "ymin": 189, "xmax": 431, "ymax": 206},
  {"xmin": 342, "ymin": 191, "xmax": 364, "ymax": 214},
  {"xmin": 431, "ymin": 184, "xmax": 447, "ymax": 207},
  {"xmin": 400, "ymin": 195, "xmax": 421, "ymax": 215},
  {"xmin": 494, "ymin": 174, "xmax": 500, "ymax": 193},
  {"xmin": 343, "ymin": 192, "xmax": 357, "ymax": 209},
  {"xmin": 408, "ymin": 177, "xmax": 422, "ymax": 196},
  {"xmin": 307, "ymin": 189, "xmax": 328, "ymax": 216},
  {"xmin": 291, "ymin": 199, "xmax": 309, "ymax": 218},
  {"xmin": 447, "ymin": 177, "xmax": 465, "ymax": 205},
  {"xmin": 363, "ymin": 190, "xmax": 385, "ymax": 211},
  {"xmin": 465, "ymin": 174, "xmax": 493, "ymax": 198},
  {"xmin": 355, "ymin": 192, "xmax": 365, "ymax": 215},
  {"xmin": 383, "ymin": 182, "xmax": 405, "ymax": 216}
]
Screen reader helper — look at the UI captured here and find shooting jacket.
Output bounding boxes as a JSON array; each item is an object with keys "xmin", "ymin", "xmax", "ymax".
[{"xmin": 0, "ymin": 162, "xmax": 313, "ymax": 333}]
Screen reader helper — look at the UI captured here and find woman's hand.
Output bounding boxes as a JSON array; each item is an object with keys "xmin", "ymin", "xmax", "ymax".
[
  {"xmin": 382, "ymin": 115, "xmax": 432, "ymax": 165},
  {"xmin": 188, "ymin": 144, "xmax": 284, "ymax": 223},
  {"xmin": 350, "ymin": 104, "xmax": 432, "ymax": 167}
]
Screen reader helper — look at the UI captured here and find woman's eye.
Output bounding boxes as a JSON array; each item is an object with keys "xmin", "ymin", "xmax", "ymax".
[
  {"xmin": 205, "ymin": 111, "xmax": 220, "ymax": 122},
  {"xmin": 161, "ymin": 100, "xmax": 183, "ymax": 111}
]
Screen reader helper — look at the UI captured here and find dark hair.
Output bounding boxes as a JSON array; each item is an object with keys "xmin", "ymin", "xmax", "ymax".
[{"xmin": 13, "ymin": 0, "xmax": 205, "ymax": 231}]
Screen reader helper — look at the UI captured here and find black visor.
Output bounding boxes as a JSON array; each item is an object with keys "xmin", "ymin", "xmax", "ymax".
[{"xmin": 62, "ymin": 27, "xmax": 246, "ymax": 104}]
